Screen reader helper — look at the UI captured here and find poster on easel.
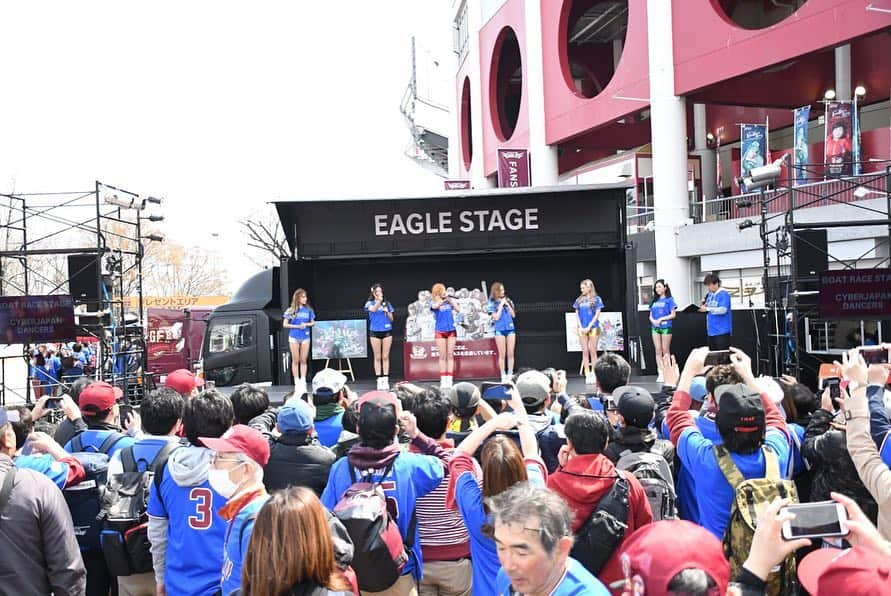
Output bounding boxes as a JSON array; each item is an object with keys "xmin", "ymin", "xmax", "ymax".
[{"xmin": 564, "ymin": 312, "xmax": 624, "ymax": 352}]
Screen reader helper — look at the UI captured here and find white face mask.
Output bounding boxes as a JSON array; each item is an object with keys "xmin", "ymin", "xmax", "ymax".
[{"xmin": 208, "ymin": 466, "xmax": 241, "ymax": 499}]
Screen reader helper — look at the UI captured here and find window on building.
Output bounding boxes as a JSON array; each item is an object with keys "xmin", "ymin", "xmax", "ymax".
[{"xmin": 208, "ymin": 318, "xmax": 255, "ymax": 354}]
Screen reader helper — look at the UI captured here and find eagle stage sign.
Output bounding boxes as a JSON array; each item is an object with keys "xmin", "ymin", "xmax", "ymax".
[{"xmin": 374, "ymin": 208, "xmax": 539, "ymax": 236}]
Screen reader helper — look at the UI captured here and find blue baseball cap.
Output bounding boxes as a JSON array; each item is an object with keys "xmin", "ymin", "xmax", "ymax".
[
  {"xmin": 690, "ymin": 376, "xmax": 708, "ymax": 403},
  {"xmin": 277, "ymin": 397, "xmax": 314, "ymax": 433}
]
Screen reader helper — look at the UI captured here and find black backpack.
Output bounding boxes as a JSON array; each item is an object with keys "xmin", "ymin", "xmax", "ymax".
[
  {"xmin": 615, "ymin": 449, "xmax": 677, "ymax": 521},
  {"xmin": 100, "ymin": 441, "xmax": 179, "ymax": 576},
  {"xmin": 63, "ymin": 430, "xmax": 127, "ymax": 550},
  {"xmin": 570, "ymin": 472, "xmax": 630, "ymax": 576}
]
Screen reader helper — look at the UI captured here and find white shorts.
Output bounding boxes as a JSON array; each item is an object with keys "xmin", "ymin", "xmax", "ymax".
[{"xmin": 288, "ymin": 336, "xmax": 308, "ymax": 344}]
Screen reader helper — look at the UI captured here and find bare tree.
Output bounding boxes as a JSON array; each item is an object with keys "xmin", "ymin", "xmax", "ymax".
[
  {"xmin": 239, "ymin": 206, "xmax": 291, "ymax": 267},
  {"xmin": 142, "ymin": 240, "xmax": 228, "ymax": 297}
]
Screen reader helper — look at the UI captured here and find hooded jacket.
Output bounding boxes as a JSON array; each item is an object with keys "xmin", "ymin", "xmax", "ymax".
[
  {"xmin": 547, "ymin": 453, "xmax": 653, "ymax": 587},
  {"xmin": 264, "ymin": 432, "xmax": 335, "ymax": 496},
  {"xmin": 526, "ymin": 411, "xmax": 566, "ymax": 473},
  {"xmin": 147, "ymin": 445, "xmax": 228, "ymax": 596}
]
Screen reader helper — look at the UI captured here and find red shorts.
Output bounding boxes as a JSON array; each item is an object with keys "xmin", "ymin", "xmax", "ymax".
[{"xmin": 435, "ymin": 330, "xmax": 457, "ymax": 339}]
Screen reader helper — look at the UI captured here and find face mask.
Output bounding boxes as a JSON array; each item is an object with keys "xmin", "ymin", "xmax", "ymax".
[{"xmin": 208, "ymin": 465, "xmax": 241, "ymax": 499}]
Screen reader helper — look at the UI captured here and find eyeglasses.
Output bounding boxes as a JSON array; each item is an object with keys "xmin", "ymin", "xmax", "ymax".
[{"xmin": 211, "ymin": 455, "xmax": 243, "ymax": 467}]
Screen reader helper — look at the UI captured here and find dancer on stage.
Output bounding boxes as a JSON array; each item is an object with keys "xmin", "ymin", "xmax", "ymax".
[
  {"xmin": 648, "ymin": 279, "xmax": 677, "ymax": 383},
  {"xmin": 365, "ymin": 283, "xmax": 394, "ymax": 390},
  {"xmin": 283, "ymin": 288, "xmax": 315, "ymax": 394},
  {"xmin": 699, "ymin": 272, "xmax": 732, "ymax": 349},
  {"xmin": 487, "ymin": 282, "xmax": 516, "ymax": 383},
  {"xmin": 573, "ymin": 278, "xmax": 603, "ymax": 385},
  {"xmin": 431, "ymin": 282, "xmax": 460, "ymax": 388}
]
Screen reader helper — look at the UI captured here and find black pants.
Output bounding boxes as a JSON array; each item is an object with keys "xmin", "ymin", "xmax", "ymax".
[
  {"xmin": 708, "ymin": 334, "xmax": 731, "ymax": 351},
  {"xmin": 83, "ymin": 548, "xmax": 117, "ymax": 596}
]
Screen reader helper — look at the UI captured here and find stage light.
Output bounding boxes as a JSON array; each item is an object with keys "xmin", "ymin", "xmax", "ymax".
[
  {"xmin": 824, "ymin": 89, "xmax": 836, "ymax": 100},
  {"xmin": 143, "ymin": 233, "xmax": 165, "ymax": 242},
  {"xmin": 738, "ymin": 219, "xmax": 756, "ymax": 231},
  {"xmin": 144, "ymin": 214, "xmax": 165, "ymax": 222},
  {"xmin": 854, "ymin": 85, "xmax": 866, "ymax": 97},
  {"xmin": 736, "ymin": 154, "xmax": 790, "ymax": 191},
  {"xmin": 105, "ymin": 193, "xmax": 144, "ymax": 210},
  {"xmin": 145, "ymin": 196, "xmax": 164, "ymax": 205},
  {"xmin": 706, "ymin": 132, "xmax": 715, "ymax": 142}
]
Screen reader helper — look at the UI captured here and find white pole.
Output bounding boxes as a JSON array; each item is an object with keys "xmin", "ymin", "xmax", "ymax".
[{"xmin": 524, "ymin": 0, "xmax": 559, "ymax": 186}]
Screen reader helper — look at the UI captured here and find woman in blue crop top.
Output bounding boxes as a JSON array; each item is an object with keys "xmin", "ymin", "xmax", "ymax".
[
  {"xmin": 487, "ymin": 282, "xmax": 516, "ymax": 383},
  {"xmin": 649, "ymin": 279, "xmax": 678, "ymax": 383},
  {"xmin": 282, "ymin": 289, "xmax": 315, "ymax": 390},
  {"xmin": 431, "ymin": 282, "xmax": 460, "ymax": 388},
  {"xmin": 365, "ymin": 283, "xmax": 395, "ymax": 390},
  {"xmin": 573, "ymin": 278, "xmax": 603, "ymax": 385}
]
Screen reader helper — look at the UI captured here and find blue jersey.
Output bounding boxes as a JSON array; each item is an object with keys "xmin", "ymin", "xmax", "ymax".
[
  {"xmin": 64, "ymin": 428, "xmax": 135, "ymax": 460},
  {"xmin": 221, "ymin": 494, "xmax": 269, "ymax": 596},
  {"xmin": 432, "ymin": 301, "xmax": 456, "ymax": 333},
  {"xmin": 486, "ymin": 299, "xmax": 515, "ymax": 332},
  {"xmin": 650, "ymin": 296, "xmax": 678, "ymax": 329},
  {"xmin": 321, "ymin": 453, "xmax": 444, "ymax": 580},
  {"xmin": 705, "ymin": 289, "xmax": 732, "ymax": 337},
  {"xmin": 573, "ymin": 295, "xmax": 604, "ymax": 329},
  {"xmin": 285, "ymin": 306, "xmax": 315, "ymax": 341},
  {"xmin": 14, "ymin": 453, "xmax": 71, "ymax": 489},
  {"xmin": 496, "ymin": 557, "xmax": 609, "ymax": 595},
  {"xmin": 147, "ymin": 453, "xmax": 229, "ymax": 596},
  {"xmin": 365, "ymin": 300, "xmax": 394, "ymax": 332},
  {"xmin": 314, "ymin": 411, "xmax": 344, "ymax": 448}
]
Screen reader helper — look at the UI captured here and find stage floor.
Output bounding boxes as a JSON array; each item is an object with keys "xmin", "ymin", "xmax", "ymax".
[{"xmin": 220, "ymin": 375, "xmax": 663, "ymax": 405}]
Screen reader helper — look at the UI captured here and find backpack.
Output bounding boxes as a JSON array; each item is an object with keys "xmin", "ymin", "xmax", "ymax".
[
  {"xmin": 615, "ymin": 449, "xmax": 677, "ymax": 521},
  {"xmin": 332, "ymin": 463, "xmax": 416, "ymax": 592},
  {"xmin": 63, "ymin": 430, "xmax": 127, "ymax": 550},
  {"xmin": 715, "ymin": 445, "xmax": 799, "ymax": 596},
  {"xmin": 570, "ymin": 472, "xmax": 629, "ymax": 576},
  {"xmin": 100, "ymin": 441, "xmax": 179, "ymax": 576}
]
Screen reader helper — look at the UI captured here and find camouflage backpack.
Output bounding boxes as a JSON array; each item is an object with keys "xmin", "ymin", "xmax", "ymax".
[{"xmin": 714, "ymin": 445, "xmax": 799, "ymax": 596}]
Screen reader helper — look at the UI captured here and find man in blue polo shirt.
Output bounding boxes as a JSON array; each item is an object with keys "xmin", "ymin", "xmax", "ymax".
[
  {"xmin": 666, "ymin": 346, "xmax": 791, "ymax": 538},
  {"xmin": 698, "ymin": 273, "xmax": 732, "ymax": 350},
  {"xmin": 490, "ymin": 483, "xmax": 609, "ymax": 595}
]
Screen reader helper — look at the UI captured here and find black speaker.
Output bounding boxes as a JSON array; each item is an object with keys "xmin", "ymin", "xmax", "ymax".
[
  {"xmin": 793, "ymin": 229, "xmax": 828, "ymax": 279},
  {"xmin": 67, "ymin": 255, "xmax": 102, "ymax": 304}
]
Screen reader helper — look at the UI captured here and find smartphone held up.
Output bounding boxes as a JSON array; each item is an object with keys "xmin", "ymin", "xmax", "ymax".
[{"xmin": 781, "ymin": 501, "xmax": 849, "ymax": 541}]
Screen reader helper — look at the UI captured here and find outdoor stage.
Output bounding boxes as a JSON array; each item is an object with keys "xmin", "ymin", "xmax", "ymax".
[{"xmin": 220, "ymin": 374, "xmax": 663, "ymax": 406}]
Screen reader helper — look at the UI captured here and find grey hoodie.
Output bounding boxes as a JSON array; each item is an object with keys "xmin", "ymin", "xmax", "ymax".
[{"xmin": 148, "ymin": 445, "xmax": 214, "ymax": 584}]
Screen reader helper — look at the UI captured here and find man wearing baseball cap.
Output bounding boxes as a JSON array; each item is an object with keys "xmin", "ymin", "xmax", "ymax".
[
  {"xmin": 201, "ymin": 424, "xmax": 271, "ymax": 596},
  {"xmin": 263, "ymin": 396, "xmax": 335, "ymax": 496},
  {"xmin": 0, "ymin": 408, "xmax": 87, "ymax": 595},
  {"xmin": 164, "ymin": 368, "xmax": 204, "ymax": 398},
  {"xmin": 603, "ymin": 386, "xmax": 675, "ymax": 471},
  {"xmin": 446, "ymin": 381, "xmax": 482, "ymax": 446},
  {"xmin": 311, "ymin": 368, "xmax": 349, "ymax": 448},
  {"xmin": 517, "ymin": 370, "xmax": 565, "ymax": 473}
]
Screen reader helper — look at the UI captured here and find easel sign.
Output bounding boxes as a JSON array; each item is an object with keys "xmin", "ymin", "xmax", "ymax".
[
  {"xmin": 564, "ymin": 312, "xmax": 625, "ymax": 352},
  {"xmin": 311, "ymin": 319, "xmax": 367, "ymax": 382}
]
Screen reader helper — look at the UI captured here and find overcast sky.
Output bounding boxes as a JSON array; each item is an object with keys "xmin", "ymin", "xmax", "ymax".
[{"xmin": 1, "ymin": 1, "xmax": 452, "ymax": 290}]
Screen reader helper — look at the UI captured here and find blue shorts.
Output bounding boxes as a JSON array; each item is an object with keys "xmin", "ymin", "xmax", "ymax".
[
  {"xmin": 289, "ymin": 336, "xmax": 310, "ymax": 344},
  {"xmin": 495, "ymin": 329, "xmax": 516, "ymax": 337}
]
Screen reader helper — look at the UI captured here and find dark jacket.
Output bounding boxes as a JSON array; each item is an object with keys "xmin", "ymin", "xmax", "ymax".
[
  {"xmin": 264, "ymin": 432, "xmax": 336, "ymax": 496},
  {"xmin": 527, "ymin": 411, "xmax": 566, "ymax": 473},
  {"xmin": 603, "ymin": 426, "xmax": 676, "ymax": 475},
  {"xmin": 801, "ymin": 409, "xmax": 879, "ymax": 524},
  {"xmin": 0, "ymin": 455, "xmax": 86, "ymax": 595}
]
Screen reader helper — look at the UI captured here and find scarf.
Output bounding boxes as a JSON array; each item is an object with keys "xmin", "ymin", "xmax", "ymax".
[
  {"xmin": 315, "ymin": 403, "xmax": 344, "ymax": 422},
  {"xmin": 347, "ymin": 443, "xmax": 400, "ymax": 472}
]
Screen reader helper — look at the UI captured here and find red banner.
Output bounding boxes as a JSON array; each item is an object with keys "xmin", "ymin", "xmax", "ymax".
[
  {"xmin": 497, "ymin": 149, "xmax": 531, "ymax": 188},
  {"xmin": 444, "ymin": 180, "xmax": 471, "ymax": 191},
  {"xmin": 819, "ymin": 268, "xmax": 891, "ymax": 319},
  {"xmin": 403, "ymin": 339, "xmax": 500, "ymax": 381}
]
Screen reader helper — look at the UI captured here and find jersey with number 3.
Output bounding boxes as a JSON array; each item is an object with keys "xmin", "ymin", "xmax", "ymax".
[{"xmin": 147, "ymin": 456, "xmax": 228, "ymax": 596}]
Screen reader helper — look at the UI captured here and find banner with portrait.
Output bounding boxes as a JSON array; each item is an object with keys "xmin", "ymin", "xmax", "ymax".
[
  {"xmin": 793, "ymin": 106, "xmax": 811, "ymax": 186},
  {"xmin": 824, "ymin": 101, "xmax": 853, "ymax": 177},
  {"xmin": 740, "ymin": 124, "xmax": 767, "ymax": 192}
]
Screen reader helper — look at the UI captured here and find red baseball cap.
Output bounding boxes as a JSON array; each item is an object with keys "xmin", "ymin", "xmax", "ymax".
[
  {"xmin": 357, "ymin": 390, "xmax": 401, "ymax": 413},
  {"xmin": 615, "ymin": 520, "xmax": 730, "ymax": 594},
  {"xmin": 165, "ymin": 369, "xmax": 204, "ymax": 395},
  {"xmin": 798, "ymin": 546, "xmax": 891, "ymax": 595},
  {"xmin": 200, "ymin": 424, "xmax": 270, "ymax": 467},
  {"xmin": 79, "ymin": 382, "xmax": 123, "ymax": 412}
]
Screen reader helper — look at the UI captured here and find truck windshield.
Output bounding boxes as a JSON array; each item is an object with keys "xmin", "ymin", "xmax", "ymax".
[{"xmin": 208, "ymin": 318, "xmax": 254, "ymax": 353}]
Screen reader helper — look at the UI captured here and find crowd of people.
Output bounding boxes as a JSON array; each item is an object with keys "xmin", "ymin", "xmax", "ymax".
[{"xmin": 2, "ymin": 342, "xmax": 891, "ymax": 596}]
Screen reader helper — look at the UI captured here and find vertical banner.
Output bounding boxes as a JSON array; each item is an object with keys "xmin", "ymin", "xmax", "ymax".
[
  {"xmin": 824, "ymin": 101, "xmax": 853, "ymax": 177},
  {"xmin": 740, "ymin": 124, "xmax": 767, "ymax": 192},
  {"xmin": 715, "ymin": 126, "xmax": 724, "ymax": 197},
  {"xmin": 793, "ymin": 106, "xmax": 811, "ymax": 186},
  {"xmin": 852, "ymin": 98, "xmax": 862, "ymax": 176},
  {"xmin": 497, "ymin": 149, "xmax": 531, "ymax": 188}
]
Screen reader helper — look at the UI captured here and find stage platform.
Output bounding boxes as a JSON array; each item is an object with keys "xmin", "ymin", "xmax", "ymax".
[{"xmin": 219, "ymin": 374, "xmax": 663, "ymax": 406}]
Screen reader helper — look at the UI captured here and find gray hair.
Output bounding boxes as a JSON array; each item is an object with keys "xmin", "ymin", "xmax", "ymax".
[{"xmin": 485, "ymin": 482, "xmax": 573, "ymax": 554}]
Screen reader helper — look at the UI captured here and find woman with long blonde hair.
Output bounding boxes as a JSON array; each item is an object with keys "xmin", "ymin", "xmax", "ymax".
[
  {"xmin": 283, "ymin": 289, "xmax": 315, "ymax": 394},
  {"xmin": 241, "ymin": 487, "xmax": 353, "ymax": 595},
  {"xmin": 573, "ymin": 279, "xmax": 603, "ymax": 385},
  {"xmin": 487, "ymin": 282, "xmax": 516, "ymax": 383},
  {"xmin": 431, "ymin": 282, "xmax": 460, "ymax": 388}
]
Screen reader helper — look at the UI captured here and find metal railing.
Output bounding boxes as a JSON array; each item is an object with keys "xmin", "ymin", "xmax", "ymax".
[{"xmin": 692, "ymin": 172, "xmax": 888, "ymax": 224}]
